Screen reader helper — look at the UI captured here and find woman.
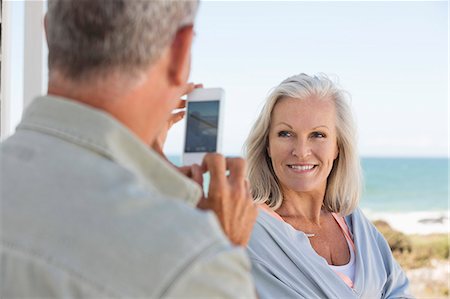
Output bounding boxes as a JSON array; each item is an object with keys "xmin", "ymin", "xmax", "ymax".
[{"xmin": 244, "ymin": 74, "xmax": 412, "ymax": 298}]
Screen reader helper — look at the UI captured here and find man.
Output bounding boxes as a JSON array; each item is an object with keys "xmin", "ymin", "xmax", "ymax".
[{"xmin": 1, "ymin": 0, "xmax": 258, "ymax": 297}]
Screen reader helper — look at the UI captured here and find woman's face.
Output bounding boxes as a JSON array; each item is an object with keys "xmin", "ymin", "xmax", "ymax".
[{"xmin": 267, "ymin": 96, "xmax": 339, "ymax": 195}]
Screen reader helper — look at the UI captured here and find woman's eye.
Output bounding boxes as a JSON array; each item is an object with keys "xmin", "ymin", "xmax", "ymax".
[
  {"xmin": 311, "ymin": 132, "xmax": 326, "ymax": 138},
  {"xmin": 278, "ymin": 131, "xmax": 292, "ymax": 138}
]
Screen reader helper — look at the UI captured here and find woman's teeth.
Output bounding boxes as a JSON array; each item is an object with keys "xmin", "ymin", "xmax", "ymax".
[{"xmin": 288, "ymin": 165, "xmax": 315, "ymax": 171}]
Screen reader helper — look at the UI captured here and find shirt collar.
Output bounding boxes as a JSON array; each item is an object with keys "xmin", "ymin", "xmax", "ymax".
[{"xmin": 18, "ymin": 95, "xmax": 202, "ymax": 206}]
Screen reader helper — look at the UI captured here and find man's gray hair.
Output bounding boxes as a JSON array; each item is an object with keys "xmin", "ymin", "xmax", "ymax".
[{"xmin": 46, "ymin": 0, "xmax": 199, "ymax": 80}]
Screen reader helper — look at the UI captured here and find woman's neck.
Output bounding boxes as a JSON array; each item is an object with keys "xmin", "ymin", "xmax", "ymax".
[{"xmin": 275, "ymin": 188, "xmax": 326, "ymax": 226}]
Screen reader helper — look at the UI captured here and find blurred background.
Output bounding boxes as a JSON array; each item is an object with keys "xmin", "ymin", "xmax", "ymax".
[{"xmin": 2, "ymin": 1, "xmax": 448, "ymax": 297}]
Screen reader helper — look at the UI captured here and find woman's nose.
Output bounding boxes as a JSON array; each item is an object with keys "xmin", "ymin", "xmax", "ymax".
[{"xmin": 291, "ymin": 140, "xmax": 311, "ymax": 158}]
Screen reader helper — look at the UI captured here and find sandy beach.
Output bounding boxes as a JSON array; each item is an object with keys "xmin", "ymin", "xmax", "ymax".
[
  {"xmin": 407, "ymin": 259, "xmax": 450, "ymax": 299},
  {"xmin": 364, "ymin": 210, "xmax": 449, "ymax": 235},
  {"xmin": 366, "ymin": 209, "xmax": 449, "ymax": 298}
]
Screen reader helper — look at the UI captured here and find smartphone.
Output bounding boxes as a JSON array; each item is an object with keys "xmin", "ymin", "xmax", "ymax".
[{"xmin": 182, "ymin": 88, "xmax": 225, "ymax": 165}]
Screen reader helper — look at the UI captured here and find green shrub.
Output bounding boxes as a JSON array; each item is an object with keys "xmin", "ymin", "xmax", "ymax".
[
  {"xmin": 373, "ymin": 220, "xmax": 412, "ymax": 253},
  {"xmin": 373, "ymin": 220, "xmax": 449, "ymax": 269}
]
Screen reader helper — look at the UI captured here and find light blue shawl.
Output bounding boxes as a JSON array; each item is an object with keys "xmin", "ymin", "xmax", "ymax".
[{"xmin": 247, "ymin": 207, "xmax": 413, "ymax": 298}]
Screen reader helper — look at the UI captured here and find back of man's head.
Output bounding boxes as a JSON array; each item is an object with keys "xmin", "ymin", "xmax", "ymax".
[{"xmin": 46, "ymin": 0, "xmax": 198, "ymax": 83}]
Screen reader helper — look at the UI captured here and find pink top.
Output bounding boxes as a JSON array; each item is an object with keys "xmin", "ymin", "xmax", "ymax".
[{"xmin": 259, "ymin": 204, "xmax": 356, "ymax": 288}]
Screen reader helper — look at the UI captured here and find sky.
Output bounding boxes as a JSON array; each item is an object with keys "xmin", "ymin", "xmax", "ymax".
[
  {"xmin": 6, "ymin": 1, "xmax": 449, "ymax": 157},
  {"xmin": 164, "ymin": 1, "xmax": 449, "ymax": 157}
]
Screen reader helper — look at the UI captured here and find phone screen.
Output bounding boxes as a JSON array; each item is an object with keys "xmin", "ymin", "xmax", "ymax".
[{"xmin": 185, "ymin": 100, "xmax": 219, "ymax": 153}]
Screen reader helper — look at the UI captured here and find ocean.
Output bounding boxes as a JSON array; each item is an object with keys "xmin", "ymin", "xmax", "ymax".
[
  {"xmin": 168, "ymin": 156, "xmax": 448, "ymax": 214},
  {"xmin": 360, "ymin": 157, "xmax": 448, "ymax": 213}
]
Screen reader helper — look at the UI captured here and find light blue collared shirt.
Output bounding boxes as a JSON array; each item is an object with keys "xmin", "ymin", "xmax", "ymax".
[{"xmin": 1, "ymin": 95, "xmax": 256, "ymax": 298}]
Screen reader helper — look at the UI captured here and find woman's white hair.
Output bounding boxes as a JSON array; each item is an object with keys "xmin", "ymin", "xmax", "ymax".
[{"xmin": 244, "ymin": 73, "xmax": 362, "ymax": 216}]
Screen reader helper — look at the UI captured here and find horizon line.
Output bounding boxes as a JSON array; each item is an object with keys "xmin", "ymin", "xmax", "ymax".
[{"xmin": 164, "ymin": 153, "xmax": 450, "ymax": 159}]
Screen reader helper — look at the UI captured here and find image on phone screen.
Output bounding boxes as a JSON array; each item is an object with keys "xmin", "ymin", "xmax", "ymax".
[{"xmin": 185, "ymin": 101, "xmax": 219, "ymax": 153}]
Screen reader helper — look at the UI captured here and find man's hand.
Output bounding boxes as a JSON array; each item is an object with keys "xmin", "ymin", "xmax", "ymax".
[
  {"xmin": 197, "ymin": 154, "xmax": 258, "ymax": 247},
  {"xmin": 178, "ymin": 163, "xmax": 204, "ymax": 189},
  {"xmin": 152, "ymin": 83, "xmax": 203, "ymax": 157}
]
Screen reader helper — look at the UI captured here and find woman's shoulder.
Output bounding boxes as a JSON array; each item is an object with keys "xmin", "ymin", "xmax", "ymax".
[
  {"xmin": 347, "ymin": 207, "xmax": 392, "ymax": 249},
  {"xmin": 250, "ymin": 207, "xmax": 281, "ymax": 241},
  {"xmin": 249, "ymin": 206, "xmax": 315, "ymax": 256},
  {"xmin": 248, "ymin": 207, "xmax": 293, "ymax": 252},
  {"xmin": 345, "ymin": 207, "xmax": 372, "ymax": 228}
]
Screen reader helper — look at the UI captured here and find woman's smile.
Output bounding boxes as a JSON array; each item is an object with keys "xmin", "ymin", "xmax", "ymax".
[{"xmin": 286, "ymin": 163, "xmax": 318, "ymax": 173}]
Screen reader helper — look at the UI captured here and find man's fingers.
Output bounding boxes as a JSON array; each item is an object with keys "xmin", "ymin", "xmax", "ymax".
[
  {"xmin": 199, "ymin": 154, "xmax": 258, "ymax": 246},
  {"xmin": 170, "ymin": 110, "xmax": 185, "ymax": 123},
  {"xmin": 175, "ymin": 83, "xmax": 203, "ymax": 109},
  {"xmin": 202, "ymin": 154, "xmax": 227, "ymax": 190},
  {"xmin": 182, "ymin": 82, "xmax": 202, "ymax": 97},
  {"xmin": 190, "ymin": 163, "xmax": 205, "ymax": 187},
  {"xmin": 177, "ymin": 166, "xmax": 192, "ymax": 177},
  {"xmin": 177, "ymin": 165, "xmax": 205, "ymax": 197},
  {"xmin": 226, "ymin": 157, "xmax": 247, "ymax": 184},
  {"xmin": 175, "ymin": 99, "xmax": 186, "ymax": 109},
  {"xmin": 183, "ymin": 82, "xmax": 196, "ymax": 95},
  {"xmin": 166, "ymin": 111, "xmax": 186, "ymax": 130},
  {"xmin": 245, "ymin": 179, "xmax": 251, "ymax": 198}
]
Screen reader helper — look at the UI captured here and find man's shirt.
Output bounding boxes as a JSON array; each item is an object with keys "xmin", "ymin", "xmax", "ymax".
[{"xmin": 1, "ymin": 95, "xmax": 255, "ymax": 297}]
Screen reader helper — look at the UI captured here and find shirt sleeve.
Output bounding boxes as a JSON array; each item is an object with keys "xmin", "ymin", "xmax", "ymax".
[
  {"xmin": 250, "ymin": 259, "xmax": 307, "ymax": 299},
  {"xmin": 161, "ymin": 243, "xmax": 257, "ymax": 298},
  {"xmin": 375, "ymin": 232, "xmax": 415, "ymax": 299},
  {"xmin": 355, "ymin": 212, "xmax": 413, "ymax": 299}
]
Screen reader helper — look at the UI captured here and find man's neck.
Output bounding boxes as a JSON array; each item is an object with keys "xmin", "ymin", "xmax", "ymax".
[{"xmin": 47, "ymin": 69, "xmax": 170, "ymax": 146}]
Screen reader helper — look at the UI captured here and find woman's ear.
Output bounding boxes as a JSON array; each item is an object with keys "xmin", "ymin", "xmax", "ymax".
[{"xmin": 334, "ymin": 144, "xmax": 339, "ymax": 160}]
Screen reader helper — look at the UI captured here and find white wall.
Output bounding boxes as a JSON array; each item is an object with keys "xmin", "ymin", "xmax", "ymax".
[
  {"xmin": 1, "ymin": 0, "xmax": 47, "ymax": 140},
  {"xmin": 24, "ymin": 1, "xmax": 47, "ymax": 110}
]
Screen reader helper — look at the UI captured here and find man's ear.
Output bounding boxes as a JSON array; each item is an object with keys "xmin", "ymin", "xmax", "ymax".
[{"xmin": 168, "ymin": 25, "xmax": 194, "ymax": 86}]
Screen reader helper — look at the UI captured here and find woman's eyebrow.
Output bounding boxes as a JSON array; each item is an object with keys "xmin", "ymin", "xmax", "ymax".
[
  {"xmin": 274, "ymin": 122, "xmax": 293, "ymax": 129},
  {"xmin": 312, "ymin": 125, "xmax": 329, "ymax": 130}
]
